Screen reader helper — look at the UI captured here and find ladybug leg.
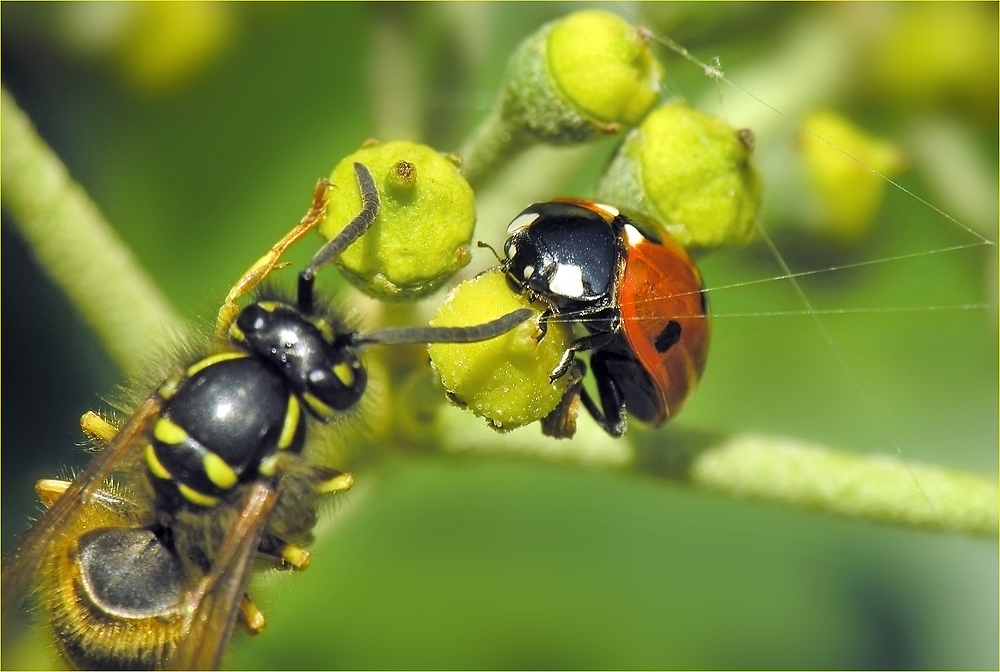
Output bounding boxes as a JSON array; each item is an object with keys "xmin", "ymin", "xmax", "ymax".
[
  {"xmin": 535, "ymin": 307, "xmax": 553, "ymax": 342},
  {"xmin": 541, "ymin": 359, "xmax": 587, "ymax": 439},
  {"xmin": 550, "ymin": 331, "xmax": 615, "ymax": 381},
  {"xmin": 536, "ymin": 296, "xmax": 609, "ymax": 344},
  {"xmin": 580, "ymin": 351, "xmax": 628, "ymax": 437}
]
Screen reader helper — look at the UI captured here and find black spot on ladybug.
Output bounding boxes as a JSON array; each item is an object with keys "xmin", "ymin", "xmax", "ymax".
[
  {"xmin": 699, "ymin": 289, "xmax": 709, "ymax": 316},
  {"xmin": 654, "ymin": 320, "xmax": 682, "ymax": 353}
]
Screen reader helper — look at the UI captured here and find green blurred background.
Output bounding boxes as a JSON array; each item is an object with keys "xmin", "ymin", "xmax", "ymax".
[{"xmin": 2, "ymin": 3, "xmax": 996, "ymax": 669}]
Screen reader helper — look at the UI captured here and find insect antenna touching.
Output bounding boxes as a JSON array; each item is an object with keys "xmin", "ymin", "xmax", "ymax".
[
  {"xmin": 298, "ymin": 162, "xmax": 380, "ymax": 315},
  {"xmin": 353, "ymin": 308, "xmax": 534, "ymax": 347},
  {"xmin": 299, "ymin": 162, "xmax": 533, "ymax": 347}
]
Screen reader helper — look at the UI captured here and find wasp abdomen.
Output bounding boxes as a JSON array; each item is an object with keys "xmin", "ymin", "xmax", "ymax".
[
  {"xmin": 50, "ymin": 527, "xmax": 187, "ymax": 670},
  {"xmin": 147, "ymin": 356, "xmax": 306, "ymax": 508}
]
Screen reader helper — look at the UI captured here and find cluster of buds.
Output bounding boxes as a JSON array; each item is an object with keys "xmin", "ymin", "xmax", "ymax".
[{"xmin": 324, "ymin": 10, "xmax": 768, "ymax": 435}]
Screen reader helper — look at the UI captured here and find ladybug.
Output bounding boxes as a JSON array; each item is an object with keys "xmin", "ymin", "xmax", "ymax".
[{"xmin": 501, "ymin": 199, "xmax": 710, "ymax": 437}]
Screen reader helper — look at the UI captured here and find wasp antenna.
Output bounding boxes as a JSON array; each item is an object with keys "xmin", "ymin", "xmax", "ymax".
[
  {"xmin": 298, "ymin": 162, "xmax": 380, "ymax": 313},
  {"xmin": 356, "ymin": 308, "xmax": 534, "ymax": 346}
]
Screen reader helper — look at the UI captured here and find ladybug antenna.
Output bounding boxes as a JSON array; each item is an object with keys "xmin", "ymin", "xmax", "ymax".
[
  {"xmin": 351, "ymin": 308, "xmax": 534, "ymax": 347},
  {"xmin": 476, "ymin": 240, "xmax": 504, "ymax": 264},
  {"xmin": 298, "ymin": 162, "xmax": 380, "ymax": 314}
]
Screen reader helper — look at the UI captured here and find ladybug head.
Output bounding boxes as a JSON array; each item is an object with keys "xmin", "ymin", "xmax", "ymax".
[{"xmin": 500, "ymin": 202, "xmax": 624, "ymax": 310}]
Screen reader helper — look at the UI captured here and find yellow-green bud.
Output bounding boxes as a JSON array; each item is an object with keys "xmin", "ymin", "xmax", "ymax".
[
  {"xmin": 428, "ymin": 269, "xmax": 572, "ymax": 433},
  {"xmin": 597, "ymin": 101, "xmax": 763, "ymax": 251},
  {"xmin": 868, "ymin": 3, "xmax": 997, "ymax": 118},
  {"xmin": 800, "ymin": 110, "xmax": 905, "ymax": 244},
  {"xmin": 547, "ymin": 10, "xmax": 663, "ymax": 130},
  {"xmin": 116, "ymin": 3, "xmax": 235, "ymax": 94},
  {"xmin": 461, "ymin": 10, "xmax": 663, "ymax": 186},
  {"xmin": 504, "ymin": 10, "xmax": 662, "ymax": 143},
  {"xmin": 321, "ymin": 141, "xmax": 475, "ymax": 301},
  {"xmin": 385, "ymin": 159, "xmax": 417, "ymax": 196}
]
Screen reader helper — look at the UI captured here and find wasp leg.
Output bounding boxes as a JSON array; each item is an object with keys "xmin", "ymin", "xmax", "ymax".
[
  {"xmin": 578, "ymin": 351, "xmax": 627, "ymax": 437},
  {"xmin": 80, "ymin": 410, "xmax": 118, "ymax": 445},
  {"xmin": 35, "ymin": 478, "xmax": 72, "ymax": 508},
  {"xmin": 238, "ymin": 594, "xmax": 267, "ymax": 635},
  {"xmin": 254, "ymin": 467, "xmax": 354, "ymax": 570},
  {"xmin": 215, "ymin": 178, "xmax": 333, "ymax": 337},
  {"xmin": 36, "ymin": 477, "xmax": 134, "ymax": 515},
  {"xmin": 313, "ymin": 469, "xmax": 355, "ymax": 495},
  {"xmin": 258, "ymin": 533, "xmax": 312, "ymax": 571}
]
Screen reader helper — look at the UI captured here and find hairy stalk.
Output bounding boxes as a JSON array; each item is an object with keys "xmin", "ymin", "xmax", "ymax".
[
  {"xmin": 458, "ymin": 108, "xmax": 532, "ymax": 188},
  {"xmin": 1, "ymin": 88, "xmax": 186, "ymax": 375},
  {"xmin": 438, "ymin": 410, "xmax": 999, "ymax": 538},
  {"xmin": 677, "ymin": 434, "xmax": 997, "ymax": 537}
]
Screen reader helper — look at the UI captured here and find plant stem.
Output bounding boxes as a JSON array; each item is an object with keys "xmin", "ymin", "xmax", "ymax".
[
  {"xmin": 1, "ymin": 87, "xmax": 186, "ymax": 375},
  {"xmin": 369, "ymin": 6, "xmax": 423, "ymax": 142},
  {"xmin": 439, "ymin": 409, "xmax": 999, "ymax": 538},
  {"xmin": 684, "ymin": 434, "xmax": 998, "ymax": 537},
  {"xmin": 458, "ymin": 107, "xmax": 531, "ymax": 188}
]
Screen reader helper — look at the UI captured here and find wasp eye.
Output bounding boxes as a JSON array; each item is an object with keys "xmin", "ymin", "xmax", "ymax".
[
  {"xmin": 308, "ymin": 369, "xmax": 331, "ymax": 387},
  {"xmin": 303, "ymin": 357, "xmax": 366, "ymax": 414},
  {"xmin": 237, "ymin": 304, "xmax": 269, "ymax": 333}
]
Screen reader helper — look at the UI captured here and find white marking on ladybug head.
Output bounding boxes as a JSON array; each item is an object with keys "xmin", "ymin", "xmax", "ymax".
[
  {"xmin": 548, "ymin": 264, "xmax": 584, "ymax": 298},
  {"xmin": 523, "ymin": 265, "xmax": 535, "ymax": 279},
  {"xmin": 590, "ymin": 202, "xmax": 620, "ymax": 219},
  {"xmin": 506, "ymin": 243, "xmax": 517, "ymax": 259},
  {"xmin": 622, "ymin": 223, "xmax": 647, "ymax": 248},
  {"xmin": 507, "ymin": 212, "xmax": 540, "ymax": 235}
]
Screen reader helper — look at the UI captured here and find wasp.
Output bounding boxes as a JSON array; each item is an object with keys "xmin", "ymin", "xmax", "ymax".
[{"xmin": 1, "ymin": 163, "xmax": 531, "ymax": 670}]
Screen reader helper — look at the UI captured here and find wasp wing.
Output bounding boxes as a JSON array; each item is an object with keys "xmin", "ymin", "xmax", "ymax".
[
  {"xmin": 168, "ymin": 480, "xmax": 280, "ymax": 670},
  {"xmin": 1, "ymin": 396, "xmax": 162, "ymax": 619}
]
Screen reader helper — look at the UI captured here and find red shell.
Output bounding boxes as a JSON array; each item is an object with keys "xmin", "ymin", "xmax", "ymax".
[{"xmin": 618, "ymin": 229, "xmax": 710, "ymax": 426}]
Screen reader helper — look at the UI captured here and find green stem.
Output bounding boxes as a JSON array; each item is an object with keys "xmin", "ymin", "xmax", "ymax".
[
  {"xmin": 370, "ymin": 6, "xmax": 423, "ymax": 142},
  {"xmin": 438, "ymin": 410, "xmax": 999, "ymax": 538},
  {"xmin": 1, "ymin": 87, "xmax": 186, "ymax": 375},
  {"xmin": 684, "ymin": 434, "xmax": 997, "ymax": 537},
  {"xmin": 458, "ymin": 107, "xmax": 531, "ymax": 188}
]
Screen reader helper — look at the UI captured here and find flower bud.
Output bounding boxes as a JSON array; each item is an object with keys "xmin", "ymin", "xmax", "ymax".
[
  {"xmin": 597, "ymin": 101, "xmax": 763, "ymax": 251},
  {"xmin": 321, "ymin": 141, "xmax": 475, "ymax": 300},
  {"xmin": 428, "ymin": 269, "xmax": 573, "ymax": 432},
  {"xmin": 461, "ymin": 10, "xmax": 663, "ymax": 185},
  {"xmin": 540, "ymin": 10, "xmax": 663, "ymax": 137},
  {"xmin": 799, "ymin": 110, "xmax": 905, "ymax": 244},
  {"xmin": 868, "ymin": 3, "xmax": 997, "ymax": 118}
]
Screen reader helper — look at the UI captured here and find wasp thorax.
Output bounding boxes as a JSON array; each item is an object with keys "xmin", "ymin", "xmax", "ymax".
[{"xmin": 233, "ymin": 301, "xmax": 367, "ymax": 419}]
